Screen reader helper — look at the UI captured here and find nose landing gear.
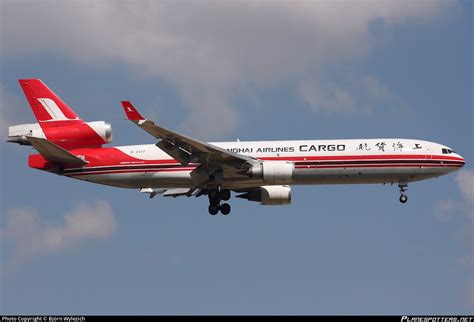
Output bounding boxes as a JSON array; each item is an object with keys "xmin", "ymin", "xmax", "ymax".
[
  {"xmin": 208, "ymin": 187, "xmax": 232, "ymax": 215},
  {"xmin": 398, "ymin": 183, "xmax": 408, "ymax": 204},
  {"xmin": 399, "ymin": 194, "xmax": 408, "ymax": 203}
]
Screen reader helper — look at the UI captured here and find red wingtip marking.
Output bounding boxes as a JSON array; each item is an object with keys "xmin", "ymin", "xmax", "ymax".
[{"xmin": 121, "ymin": 101, "xmax": 144, "ymax": 120}]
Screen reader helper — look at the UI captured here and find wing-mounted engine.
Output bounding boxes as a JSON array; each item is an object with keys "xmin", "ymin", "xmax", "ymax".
[
  {"xmin": 236, "ymin": 185, "xmax": 292, "ymax": 205},
  {"xmin": 247, "ymin": 160, "xmax": 294, "ymax": 184},
  {"xmin": 7, "ymin": 121, "xmax": 112, "ymax": 149}
]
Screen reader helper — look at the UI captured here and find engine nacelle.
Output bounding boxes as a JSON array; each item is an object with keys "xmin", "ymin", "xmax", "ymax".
[
  {"xmin": 7, "ymin": 123, "xmax": 46, "ymax": 145},
  {"xmin": 248, "ymin": 160, "xmax": 294, "ymax": 184},
  {"xmin": 86, "ymin": 121, "xmax": 113, "ymax": 144},
  {"xmin": 236, "ymin": 185, "xmax": 292, "ymax": 205},
  {"xmin": 7, "ymin": 121, "xmax": 112, "ymax": 149}
]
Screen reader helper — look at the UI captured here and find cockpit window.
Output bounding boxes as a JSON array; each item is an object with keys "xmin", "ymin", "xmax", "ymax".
[{"xmin": 442, "ymin": 148, "xmax": 456, "ymax": 154}]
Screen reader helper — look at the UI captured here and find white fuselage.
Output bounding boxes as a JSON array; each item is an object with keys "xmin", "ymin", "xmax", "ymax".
[{"xmin": 64, "ymin": 138, "xmax": 465, "ymax": 190}]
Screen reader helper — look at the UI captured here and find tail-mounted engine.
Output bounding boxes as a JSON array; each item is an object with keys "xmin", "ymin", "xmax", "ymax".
[
  {"xmin": 7, "ymin": 121, "xmax": 112, "ymax": 149},
  {"xmin": 8, "ymin": 79, "xmax": 113, "ymax": 149}
]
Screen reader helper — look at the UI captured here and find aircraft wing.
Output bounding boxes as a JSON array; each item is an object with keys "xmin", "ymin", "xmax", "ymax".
[{"xmin": 121, "ymin": 101, "xmax": 256, "ymax": 170}]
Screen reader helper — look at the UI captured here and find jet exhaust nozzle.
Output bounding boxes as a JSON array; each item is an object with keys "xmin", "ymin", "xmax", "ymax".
[{"xmin": 6, "ymin": 135, "xmax": 32, "ymax": 145}]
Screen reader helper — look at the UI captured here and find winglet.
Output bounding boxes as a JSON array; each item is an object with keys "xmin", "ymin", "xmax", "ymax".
[{"xmin": 121, "ymin": 101, "xmax": 145, "ymax": 121}]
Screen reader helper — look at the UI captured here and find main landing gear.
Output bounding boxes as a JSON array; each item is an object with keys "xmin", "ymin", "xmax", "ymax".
[
  {"xmin": 208, "ymin": 187, "xmax": 231, "ymax": 215},
  {"xmin": 398, "ymin": 183, "xmax": 408, "ymax": 204}
]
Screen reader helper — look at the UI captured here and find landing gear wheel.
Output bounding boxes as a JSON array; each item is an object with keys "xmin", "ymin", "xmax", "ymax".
[
  {"xmin": 208, "ymin": 205, "xmax": 219, "ymax": 215},
  {"xmin": 220, "ymin": 203, "xmax": 231, "ymax": 215},
  {"xmin": 208, "ymin": 189, "xmax": 219, "ymax": 199},
  {"xmin": 397, "ymin": 183, "xmax": 408, "ymax": 204},
  {"xmin": 220, "ymin": 189, "xmax": 231, "ymax": 201},
  {"xmin": 209, "ymin": 196, "xmax": 220, "ymax": 206},
  {"xmin": 399, "ymin": 194, "xmax": 408, "ymax": 204}
]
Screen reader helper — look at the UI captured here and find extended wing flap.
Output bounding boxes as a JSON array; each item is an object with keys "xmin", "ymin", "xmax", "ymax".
[
  {"xmin": 139, "ymin": 187, "xmax": 200, "ymax": 198},
  {"xmin": 26, "ymin": 136, "xmax": 87, "ymax": 166},
  {"xmin": 162, "ymin": 188, "xmax": 194, "ymax": 197}
]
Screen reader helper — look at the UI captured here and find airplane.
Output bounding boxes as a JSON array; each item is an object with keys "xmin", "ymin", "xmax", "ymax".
[{"xmin": 7, "ymin": 79, "xmax": 466, "ymax": 215}]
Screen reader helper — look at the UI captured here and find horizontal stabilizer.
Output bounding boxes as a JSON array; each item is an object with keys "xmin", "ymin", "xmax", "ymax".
[{"xmin": 26, "ymin": 137, "xmax": 87, "ymax": 166}]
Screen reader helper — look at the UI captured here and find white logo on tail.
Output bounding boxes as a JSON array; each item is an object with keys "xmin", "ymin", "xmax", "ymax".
[{"xmin": 37, "ymin": 98, "xmax": 74, "ymax": 121}]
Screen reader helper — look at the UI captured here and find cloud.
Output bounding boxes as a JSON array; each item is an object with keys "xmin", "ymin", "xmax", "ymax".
[
  {"xmin": 462, "ymin": 279, "xmax": 474, "ymax": 308},
  {"xmin": 434, "ymin": 169, "xmax": 474, "ymax": 222},
  {"xmin": 434, "ymin": 169, "xmax": 474, "ymax": 307},
  {"xmin": 456, "ymin": 169, "xmax": 474, "ymax": 204},
  {"xmin": 0, "ymin": 0, "xmax": 450, "ymax": 138},
  {"xmin": 459, "ymin": 255, "xmax": 474, "ymax": 269},
  {"xmin": 456, "ymin": 169, "xmax": 474, "ymax": 222},
  {"xmin": 0, "ymin": 81, "xmax": 32, "ymax": 137},
  {"xmin": 1, "ymin": 200, "xmax": 117, "ymax": 270},
  {"xmin": 298, "ymin": 75, "xmax": 398, "ymax": 116},
  {"xmin": 0, "ymin": 85, "xmax": 12, "ymax": 136},
  {"xmin": 434, "ymin": 199, "xmax": 459, "ymax": 222}
]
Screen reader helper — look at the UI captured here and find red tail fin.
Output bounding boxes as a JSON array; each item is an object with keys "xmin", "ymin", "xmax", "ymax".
[
  {"xmin": 18, "ymin": 79, "xmax": 82, "ymax": 127},
  {"xmin": 14, "ymin": 79, "xmax": 111, "ymax": 149}
]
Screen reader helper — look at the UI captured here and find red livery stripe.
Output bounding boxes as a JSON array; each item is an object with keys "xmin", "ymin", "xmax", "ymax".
[
  {"xmin": 62, "ymin": 153, "xmax": 464, "ymax": 177},
  {"xmin": 260, "ymin": 154, "xmax": 464, "ymax": 162},
  {"xmin": 296, "ymin": 164, "xmax": 463, "ymax": 169},
  {"xmin": 68, "ymin": 168, "xmax": 196, "ymax": 176}
]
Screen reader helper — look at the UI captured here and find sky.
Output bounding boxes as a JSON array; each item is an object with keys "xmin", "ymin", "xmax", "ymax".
[{"xmin": 0, "ymin": 0, "xmax": 473, "ymax": 315}]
